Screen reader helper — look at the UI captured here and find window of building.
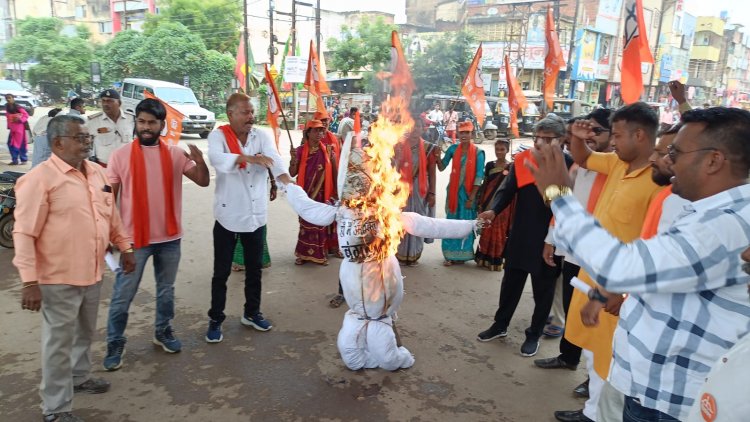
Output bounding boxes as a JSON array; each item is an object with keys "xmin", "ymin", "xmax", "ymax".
[
  {"xmin": 99, "ymin": 21, "xmax": 113, "ymax": 34},
  {"xmin": 75, "ymin": 5, "xmax": 86, "ymax": 18}
]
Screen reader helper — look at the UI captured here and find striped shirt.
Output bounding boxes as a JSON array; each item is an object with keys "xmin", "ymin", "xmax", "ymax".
[{"xmin": 551, "ymin": 184, "xmax": 750, "ymax": 420}]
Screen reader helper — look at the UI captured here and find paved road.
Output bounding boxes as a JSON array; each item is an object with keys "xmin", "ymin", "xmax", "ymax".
[{"xmin": 0, "ymin": 110, "xmax": 584, "ymax": 421}]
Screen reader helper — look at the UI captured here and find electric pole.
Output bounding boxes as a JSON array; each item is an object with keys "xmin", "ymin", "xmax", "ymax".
[
  {"xmin": 316, "ymin": 0, "xmax": 321, "ymax": 60},
  {"xmin": 269, "ymin": 0, "xmax": 275, "ymax": 66}
]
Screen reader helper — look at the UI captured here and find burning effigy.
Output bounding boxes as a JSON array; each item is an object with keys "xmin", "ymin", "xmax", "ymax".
[{"xmin": 283, "ymin": 99, "xmax": 481, "ymax": 370}]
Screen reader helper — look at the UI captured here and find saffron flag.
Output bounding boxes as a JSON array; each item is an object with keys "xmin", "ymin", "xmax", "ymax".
[
  {"xmin": 144, "ymin": 91, "xmax": 184, "ymax": 146},
  {"xmin": 461, "ymin": 44, "xmax": 487, "ymax": 129},
  {"xmin": 390, "ymin": 30, "xmax": 416, "ymax": 102},
  {"xmin": 505, "ymin": 55, "xmax": 528, "ymax": 138},
  {"xmin": 621, "ymin": 0, "xmax": 654, "ymax": 104},
  {"xmin": 543, "ymin": 7, "xmax": 565, "ymax": 110},
  {"xmin": 235, "ymin": 34, "xmax": 247, "ymax": 92},
  {"xmin": 304, "ymin": 40, "xmax": 330, "ymax": 113},
  {"xmin": 264, "ymin": 64, "xmax": 283, "ymax": 150}
]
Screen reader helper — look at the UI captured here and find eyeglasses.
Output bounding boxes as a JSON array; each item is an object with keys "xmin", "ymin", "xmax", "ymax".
[
  {"xmin": 591, "ymin": 127, "xmax": 610, "ymax": 135},
  {"xmin": 60, "ymin": 134, "xmax": 95, "ymax": 143},
  {"xmin": 533, "ymin": 136, "xmax": 558, "ymax": 143},
  {"xmin": 667, "ymin": 144, "xmax": 717, "ymax": 162}
]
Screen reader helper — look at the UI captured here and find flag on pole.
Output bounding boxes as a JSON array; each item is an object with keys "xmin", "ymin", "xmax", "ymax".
[
  {"xmin": 461, "ymin": 44, "xmax": 487, "ymax": 129},
  {"xmin": 264, "ymin": 64, "xmax": 283, "ymax": 150},
  {"xmin": 543, "ymin": 7, "xmax": 565, "ymax": 110},
  {"xmin": 621, "ymin": 0, "xmax": 654, "ymax": 104},
  {"xmin": 390, "ymin": 30, "xmax": 416, "ymax": 102},
  {"xmin": 505, "ymin": 55, "xmax": 528, "ymax": 138},
  {"xmin": 144, "ymin": 91, "xmax": 184, "ymax": 146},
  {"xmin": 235, "ymin": 34, "xmax": 247, "ymax": 92},
  {"xmin": 304, "ymin": 40, "xmax": 330, "ymax": 113}
]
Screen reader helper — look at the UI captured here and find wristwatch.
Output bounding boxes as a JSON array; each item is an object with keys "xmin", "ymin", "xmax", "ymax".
[{"xmin": 543, "ymin": 184, "xmax": 573, "ymax": 205}]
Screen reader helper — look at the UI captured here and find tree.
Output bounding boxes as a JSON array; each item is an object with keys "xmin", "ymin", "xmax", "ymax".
[
  {"xmin": 128, "ymin": 22, "xmax": 206, "ymax": 82},
  {"xmin": 5, "ymin": 17, "xmax": 94, "ymax": 88},
  {"xmin": 326, "ymin": 17, "xmax": 397, "ymax": 77},
  {"xmin": 143, "ymin": 0, "xmax": 242, "ymax": 53},
  {"xmin": 98, "ymin": 30, "xmax": 144, "ymax": 82},
  {"xmin": 410, "ymin": 31, "xmax": 475, "ymax": 97}
]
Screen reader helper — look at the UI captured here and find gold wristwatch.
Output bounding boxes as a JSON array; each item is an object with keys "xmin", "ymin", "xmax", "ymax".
[{"xmin": 543, "ymin": 185, "xmax": 572, "ymax": 205}]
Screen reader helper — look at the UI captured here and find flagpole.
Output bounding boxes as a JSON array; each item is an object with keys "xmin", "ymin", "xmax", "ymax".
[
  {"xmin": 279, "ymin": 108, "xmax": 295, "ymax": 149},
  {"xmin": 243, "ymin": 0, "xmax": 249, "ymax": 93}
]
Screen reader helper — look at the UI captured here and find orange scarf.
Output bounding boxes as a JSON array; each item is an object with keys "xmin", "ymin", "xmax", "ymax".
[
  {"xmin": 586, "ymin": 173, "xmax": 608, "ymax": 213},
  {"xmin": 448, "ymin": 142, "xmax": 477, "ymax": 213},
  {"xmin": 297, "ymin": 142, "xmax": 334, "ymax": 202},
  {"xmin": 130, "ymin": 139, "xmax": 178, "ymax": 248},
  {"xmin": 400, "ymin": 138, "xmax": 428, "ymax": 198},
  {"xmin": 219, "ymin": 125, "xmax": 246, "ymax": 169},
  {"xmin": 640, "ymin": 186, "xmax": 673, "ymax": 239},
  {"xmin": 515, "ymin": 149, "xmax": 536, "ymax": 188}
]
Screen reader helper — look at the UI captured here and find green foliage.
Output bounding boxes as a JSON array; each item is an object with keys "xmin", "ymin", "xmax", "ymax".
[
  {"xmin": 128, "ymin": 22, "xmax": 205, "ymax": 82},
  {"xmin": 411, "ymin": 31, "xmax": 476, "ymax": 97},
  {"xmin": 76, "ymin": 24, "xmax": 92, "ymax": 40},
  {"xmin": 5, "ymin": 17, "xmax": 93, "ymax": 87},
  {"xmin": 98, "ymin": 30, "xmax": 143, "ymax": 83},
  {"xmin": 326, "ymin": 17, "xmax": 397, "ymax": 76},
  {"xmin": 143, "ymin": 0, "xmax": 242, "ymax": 53}
]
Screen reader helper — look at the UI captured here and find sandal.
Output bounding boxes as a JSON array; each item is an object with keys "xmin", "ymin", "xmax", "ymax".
[
  {"xmin": 443, "ymin": 260, "xmax": 453, "ymax": 266},
  {"xmin": 329, "ymin": 294, "xmax": 345, "ymax": 308},
  {"xmin": 295, "ymin": 258, "xmax": 305, "ymax": 265},
  {"xmin": 334, "ymin": 251, "xmax": 344, "ymax": 259},
  {"xmin": 321, "ymin": 260, "xmax": 329, "ymax": 266},
  {"xmin": 543, "ymin": 324, "xmax": 564, "ymax": 338},
  {"xmin": 231, "ymin": 263, "xmax": 245, "ymax": 272}
]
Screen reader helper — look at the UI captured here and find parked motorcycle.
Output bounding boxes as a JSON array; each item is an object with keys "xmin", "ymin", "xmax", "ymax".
[{"xmin": 0, "ymin": 171, "xmax": 23, "ymax": 249}]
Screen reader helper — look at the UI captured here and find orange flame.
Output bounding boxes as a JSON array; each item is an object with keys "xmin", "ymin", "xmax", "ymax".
[{"xmin": 345, "ymin": 97, "xmax": 412, "ymax": 263}]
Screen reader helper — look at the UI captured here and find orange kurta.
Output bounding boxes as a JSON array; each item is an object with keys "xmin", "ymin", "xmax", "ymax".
[{"xmin": 564, "ymin": 152, "xmax": 662, "ymax": 379}]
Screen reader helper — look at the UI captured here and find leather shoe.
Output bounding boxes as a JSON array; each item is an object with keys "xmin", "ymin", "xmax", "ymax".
[
  {"xmin": 554, "ymin": 409, "xmax": 593, "ymax": 422},
  {"xmin": 533, "ymin": 356, "xmax": 578, "ymax": 370},
  {"xmin": 573, "ymin": 378, "xmax": 589, "ymax": 398}
]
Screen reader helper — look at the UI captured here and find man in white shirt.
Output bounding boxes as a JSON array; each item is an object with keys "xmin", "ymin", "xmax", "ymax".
[
  {"xmin": 205, "ymin": 93, "xmax": 293, "ymax": 343},
  {"xmin": 87, "ymin": 89, "xmax": 134, "ymax": 166},
  {"xmin": 427, "ymin": 103, "xmax": 444, "ymax": 126}
]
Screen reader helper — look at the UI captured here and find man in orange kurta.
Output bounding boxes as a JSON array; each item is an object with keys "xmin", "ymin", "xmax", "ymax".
[{"xmin": 555, "ymin": 103, "xmax": 662, "ymax": 422}]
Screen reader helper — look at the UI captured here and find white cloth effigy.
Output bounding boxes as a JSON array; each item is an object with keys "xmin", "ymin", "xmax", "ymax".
[{"xmin": 285, "ymin": 183, "xmax": 474, "ymax": 370}]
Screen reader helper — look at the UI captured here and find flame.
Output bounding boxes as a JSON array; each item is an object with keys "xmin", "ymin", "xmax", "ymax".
[{"xmin": 345, "ymin": 96, "xmax": 413, "ymax": 263}]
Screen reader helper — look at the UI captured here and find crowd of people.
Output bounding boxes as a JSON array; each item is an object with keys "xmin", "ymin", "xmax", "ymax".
[{"xmin": 9, "ymin": 79, "xmax": 750, "ymax": 422}]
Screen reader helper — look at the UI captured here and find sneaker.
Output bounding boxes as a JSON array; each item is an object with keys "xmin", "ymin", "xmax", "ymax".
[
  {"xmin": 103, "ymin": 339, "xmax": 126, "ymax": 371},
  {"xmin": 205, "ymin": 319, "xmax": 223, "ymax": 343},
  {"xmin": 73, "ymin": 377, "xmax": 110, "ymax": 394},
  {"xmin": 477, "ymin": 324, "xmax": 508, "ymax": 342},
  {"xmin": 520, "ymin": 338, "xmax": 540, "ymax": 357},
  {"xmin": 153, "ymin": 326, "xmax": 182, "ymax": 353},
  {"xmin": 241, "ymin": 313, "xmax": 273, "ymax": 331},
  {"xmin": 43, "ymin": 412, "xmax": 83, "ymax": 422}
]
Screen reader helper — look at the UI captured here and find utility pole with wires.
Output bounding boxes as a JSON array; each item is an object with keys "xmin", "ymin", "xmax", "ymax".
[{"xmin": 269, "ymin": 0, "xmax": 275, "ymax": 66}]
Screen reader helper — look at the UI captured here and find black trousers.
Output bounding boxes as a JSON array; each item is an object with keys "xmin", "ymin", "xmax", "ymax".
[
  {"xmin": 493, "ymin": 256, "xmax": 562, "ymax": 341},
  {"xmin": 208, "ymin": 221, "xmax": 264, "ymax": 323},
  {"xmin": 558, "ymin": 261, "xmax": 583, "ymax": 365}
]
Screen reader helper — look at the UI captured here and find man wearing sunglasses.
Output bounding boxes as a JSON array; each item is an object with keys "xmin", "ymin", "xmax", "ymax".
[
  {"xmin": 552, "ymin": 102, "xmax": 663, "ymax": 422},
  {"xmin": 529, "ymin": 106, "xmax": 750, "ymax": 421}
]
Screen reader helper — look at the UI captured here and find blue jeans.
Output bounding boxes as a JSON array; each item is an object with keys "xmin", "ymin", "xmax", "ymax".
[
  {"xmin": 622, "ymin": 396, "xmax": 679, "ymax": 422},
  {"xmin": 106, "ymin": 239, "xmax": 181, "ymax": 343}
]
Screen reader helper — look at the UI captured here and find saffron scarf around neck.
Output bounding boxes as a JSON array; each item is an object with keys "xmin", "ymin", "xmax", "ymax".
[
  {"xmin": 515, "ymin": 149, "xmax": 537, "ymax": 188},
  {"xmin": 400, "ymin": 138, "xmax": 428, "ymax": 198},
  {"xmin": 130, "ymin": 138, "xmax": 179, "ymax": 248},
  {"xmin": 219, "ymin": 124, "xmax": 247, "ymax": 169},
  {"xmin": 296, "ymin": 141, "xmax": 334, "ymax": 202},
  {"xmin": 448, "ymin": 142, "xmax": 477, "ymax": 213},
  {"xmin": 640, "ymin": 185, "xmax": 673, "ymax": 239}
]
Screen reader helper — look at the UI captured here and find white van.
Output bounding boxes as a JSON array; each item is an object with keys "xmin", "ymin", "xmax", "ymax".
[{"xmin": 120, "ymin": 78, "xmax": 216, "ymax": 138}]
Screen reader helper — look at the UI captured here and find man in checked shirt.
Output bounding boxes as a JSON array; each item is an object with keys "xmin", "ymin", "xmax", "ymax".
[{"xmin": 525, "ymin": 106, "xmax": 750, "ymax": 422}]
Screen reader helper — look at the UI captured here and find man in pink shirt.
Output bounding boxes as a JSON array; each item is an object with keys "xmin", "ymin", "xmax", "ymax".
[
  {"xmin": 103, "ymin": 98, "xmax": 209, "ymax": 371},
  {"xmin": 13, "ymin": 114, "xmax": 135, "ymax": 422}
]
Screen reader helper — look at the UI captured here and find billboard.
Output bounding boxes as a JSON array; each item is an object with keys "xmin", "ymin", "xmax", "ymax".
[
  {"xmin": 594, "ymin": 0, "xmax": 623, "ymax": 36},
  {"xmin": 573, "ymin": 30, "xmax": 598, "ymax": 81},
  {"xmin": 481, "ymin": 42, "xmax": 568, "ymax": 71},
  {"xmin": 595, "ymin": 35, "xmax": 613, "ymax": 80},
  {"xmin": 681, "ymin": 13, "xmax": 697, "ymax": 50}
]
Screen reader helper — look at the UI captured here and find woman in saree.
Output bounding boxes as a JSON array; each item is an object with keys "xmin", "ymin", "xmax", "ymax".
[
  {"xmin": 289, "ymin": 119, "xmax": 337, "ymax": 265},
  {"xmin": 475, "ymin": 139, "xmax": 514, "ymax": 271}
]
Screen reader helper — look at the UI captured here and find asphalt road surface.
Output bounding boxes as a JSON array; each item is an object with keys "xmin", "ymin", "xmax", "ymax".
[{"xmin": 0, "ymin": 109, "xmax": 585, "ymax": 421}]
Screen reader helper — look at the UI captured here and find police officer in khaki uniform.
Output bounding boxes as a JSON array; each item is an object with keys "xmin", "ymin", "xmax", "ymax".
[{"xmin": 87, "ymin": 89, "xmax": 134, "ymax": 166}]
